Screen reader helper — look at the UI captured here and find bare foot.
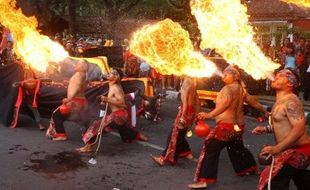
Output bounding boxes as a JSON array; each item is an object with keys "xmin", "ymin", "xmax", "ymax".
[
  {"xmin": 52, "ymin": 133, "xmax": 67, "ymax": 141},
  {"xmin": 76, "ymin": 144, "xmax": 94, "ymax": 153},
  {"xmin": 52, "ymin": 136, "xmax": 67, "ymax": 141},
  {"xmin": 188, "ymin": 182, "xmax": 207, "ymax": 189},
  {"xmin": 38, "ymin": 124, "xmax": 46, "ymax": 131},
  {"xmin": 185, "ymin": 154, "xmax": 194, "ymax": 160},
  {"xmin": 150, "ymin": 155, "xmax": 164, "ymax": 166},
  {"xmin": 137, "ymin": 133, "xmax": 148, "ymax": 141}
]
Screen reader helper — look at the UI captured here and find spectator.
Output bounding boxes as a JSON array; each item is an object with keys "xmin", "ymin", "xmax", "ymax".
[
  {"xmin": 303, "ymin": 42, "xmax": 310, "ymax": 100},
  {"xmin": 139, "ymin": 60, "xmax": 150, "ymax": 77},
  {"xmin": 284, "ymin": 43, "xmax": 296, "ymax": 70}
]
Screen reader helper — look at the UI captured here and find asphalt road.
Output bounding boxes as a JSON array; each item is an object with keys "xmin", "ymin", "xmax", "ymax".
[{"xmin": 0, "ymin": 99, "xmax": 301, "ymax": 190}]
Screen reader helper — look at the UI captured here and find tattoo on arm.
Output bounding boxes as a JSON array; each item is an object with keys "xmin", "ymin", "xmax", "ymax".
[
  {"xmin": 286, "ymin": 99, "xmax": 304, "ymax": 121},
  {"xmin": 219, "ymin": 87, "xmax": 232, "ymax": 102}
]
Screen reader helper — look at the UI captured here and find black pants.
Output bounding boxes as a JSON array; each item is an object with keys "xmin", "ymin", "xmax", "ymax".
[
  {"xmin": 263, "ymin": 164, "xmax": 310, "ymax": 190},
  {"xmin": 198, "ymin": 138, "xmax": 256, "ymax": 180},
  {"xmin": 53, "ymin": 109, "xmax": 68, "ymax": 134},
  {"xmin": 87, "ymin": 120, "xmax": 139, "ymax": 144},
  {"xmin": 27, "ymin": 104, "xmax": 41, "ymax": 126},
  {"xmin": 110, "ymin": 122, "xmax": 138, "ymax": 142},
  {"xmin": 162, "ymin": 128, "xmax": 190, "ymax": 161}
]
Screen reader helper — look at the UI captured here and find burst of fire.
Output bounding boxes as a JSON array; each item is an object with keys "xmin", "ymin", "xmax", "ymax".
[
  {"xmin": 0, "ymin": 0, "xmax": 68, "ymax": 72},
  {"xmin": 281, "ymin": 0, "xmax": 310, "ymax": 7},
  {"xmin": 130, "ymin": 19, "xmax": 217, "ymax": 77},
  {"xmin": 191, "ymin": 0, "xmax": 280, "ymax": 80}
]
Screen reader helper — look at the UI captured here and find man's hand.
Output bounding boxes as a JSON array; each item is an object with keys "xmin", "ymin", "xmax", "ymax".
[
  {"xmin": 264, "ymin": 112, "xmax": 271, "ymax": 119},
  {"xmin": 100, "ymin": 95, "xmax": 108, "ymax": 102},
  {"xmin": 177, "ymin": 117, "xmax": 186, "ymax": 130},
  {"xmin": 252, "ymin": 126, "xmax": 267, "ymax": 135},
  {"xmin": 197, "ymin": 112, "xmax": 209, "ymax": 120},
  {"xmin": 62, "ymin": 98, "xmax": 70, "ymax": 104},
  {"xmin": 261, "ymin": 145, "xmax": 282, "ymax": 155}
]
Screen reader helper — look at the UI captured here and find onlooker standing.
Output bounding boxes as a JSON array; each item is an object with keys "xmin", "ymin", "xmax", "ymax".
[
  {"xmin": 284, "ymin": 44, "xmax": 296, "ymax": 70},
  {"xmin": 303, "ymin": 49, "xmax": 310, "ymax": 101},
  {"xmin": 139, "ymin": 59, "xmax": 150, "ymax": 77}
]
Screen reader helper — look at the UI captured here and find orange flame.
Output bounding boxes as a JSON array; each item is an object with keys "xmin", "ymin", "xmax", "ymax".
[
  {"xmin": 130, "ymin": 19, "xmax": 217, "ymax": 77},
  {"xmin": 191, "ymin": 0, "xmax": 280, "ymax": 80},
  {"xmin": 0, "ymin": 0, "xmax": 68, "ymax": 72},
  {"xmin": 281, "ymin": 0, "xmax": 310, "ymax": 7}
]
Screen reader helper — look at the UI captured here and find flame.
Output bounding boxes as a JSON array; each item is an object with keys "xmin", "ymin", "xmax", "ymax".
[
  {"xmin": 191, "ymin": 0, "xmax": 280, "ymax": 80},
  {"xmin": 0, "ymin": 0, "xmax": 68, "ymax": 72},
  {"xmin": 281, "ymin": 0, "xmax": 310, "ymax": 7},
  {"xmin": 130, "ymin": 19, "xmax": 217, "ymax": 77}
]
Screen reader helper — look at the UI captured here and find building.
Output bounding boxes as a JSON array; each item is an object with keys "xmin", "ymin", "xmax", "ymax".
[{"xmin": 246, "ymin": 0, "xmax": 310, "ymax": 46}]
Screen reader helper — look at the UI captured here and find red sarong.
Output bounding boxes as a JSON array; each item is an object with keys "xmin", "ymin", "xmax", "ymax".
[
  {"xmin": 257, "ymin": 142, "xmax": 310, "ymax": 190},
  {"xmin": 82, "ymin": 109, "xmax": 129, "ymax": 144},
  {"xmin": 162, "ymin": 105, "xmax": 195, "ymax": 164}
]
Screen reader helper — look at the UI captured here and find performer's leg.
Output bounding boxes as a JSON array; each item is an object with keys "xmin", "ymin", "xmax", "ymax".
[
  {"xmin": 150, "ymin": 129, "xmax": 173, "ymax": 166},
  {"xmin": 226, "ymin": 137, "xmax": 257, "ymax": 176},
  {"xmin": 53, "ymin": 110, "xmax": 66, "ymax": 134},
  {"xmin": 263, "ymin": 164, "xmax": 298, "ymax": 190},
  {"xmin": 111, "ymin": 122, "xmax": 138, "ymax": 142},
  {"xmin": 197, "ymin": 139, "xmax": 227, "ymax": 181},
  {"xmin": 175, "ymin": 128, "xmax": 192, "ymax": 160},
  {"xmin": 27, "ymin": 104, "xmax": 45, "ymax": 130},
  {"xmin": 161, "ymin": 130, "xmax": 173, "ymax": 157},
  {"xmin": 293, "ymin": 169, "xmax": 310, "ymax": 190}
]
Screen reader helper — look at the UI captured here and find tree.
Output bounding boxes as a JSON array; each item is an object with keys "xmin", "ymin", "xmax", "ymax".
[
  {"xmin": 100, "ymin": 0, "xmax": 141, "ymax": 38},
  {"xmin": 67, "ymin": 0, "xmax": 77, "ymax": 36},
  {"xmin": 166, "ymin": 0, "xmax": 200, "ymax": 45}
]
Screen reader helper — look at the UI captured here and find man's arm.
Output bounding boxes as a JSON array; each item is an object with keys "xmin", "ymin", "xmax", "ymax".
[
  {"xmin": 245, "ymin": 93, "xmax": 268, "ymax": 115},
  {"xmin": 180, "ymin": 84, "xmax": 189, "ymax": 121},
  {"xmin": 194, "ymin": 92, "xmax": 201, "ymax": 116},
  {"xmin": 201, "ymin": 86, "xmax": 232, "ymax": 119}
]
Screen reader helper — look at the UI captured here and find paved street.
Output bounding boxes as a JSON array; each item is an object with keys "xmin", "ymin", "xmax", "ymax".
[{"xmin": 0, "ymin": 98, "xmax": 300, "ymax": 190}]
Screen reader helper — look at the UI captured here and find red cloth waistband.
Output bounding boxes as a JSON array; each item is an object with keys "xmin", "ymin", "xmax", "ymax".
[
  {"xmin": 295, "ymin": 142, "xmax": 310, "ymax": 157},
  {"xmin": 71, "ymin": 97, "xmax": 88, "ymax": 105},
  {"xmin": 216, "ymin": 122, "xmax": 244, "ymax": 130},
  {"xmin": 112, "ymin": 109, "xmax": 128, "ymax": 115}
]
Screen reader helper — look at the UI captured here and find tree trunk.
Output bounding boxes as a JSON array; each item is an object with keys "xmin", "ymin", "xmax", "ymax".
[{"xmin": 68, "ymin": 0, "xmax": 76, "ymax": 37}]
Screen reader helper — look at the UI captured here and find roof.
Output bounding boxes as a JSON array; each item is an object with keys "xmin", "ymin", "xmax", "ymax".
[{"xmin": 247, "ymin": 0, "xmax": 310, "ymax": 21}]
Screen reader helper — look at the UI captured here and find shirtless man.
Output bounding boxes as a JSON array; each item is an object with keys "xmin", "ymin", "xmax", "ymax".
[
  {"xmin": 188, "ymin": 66, "xmax": 268, "ymax": 189},
  {"xmin": 151, "ymin": 76, "xmax": 200, "ymax": 166},
  {"xmin": 46, "ymin": 60, "xmax": 89, "ymax": 141},
  {"xmin": 77, "ymin": 68, "xmax": 147, "ymax": 153},
  {"xmin": 253, "ymin": 68, "xmax": 310, "ymax": 190}
]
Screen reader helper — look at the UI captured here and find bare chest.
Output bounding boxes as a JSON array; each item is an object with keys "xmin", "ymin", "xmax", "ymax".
[{"xmin": 271, "ymin": 103, "xmax": 287, "ymax": 123}]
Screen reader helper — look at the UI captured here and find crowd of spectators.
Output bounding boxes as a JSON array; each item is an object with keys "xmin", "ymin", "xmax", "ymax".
[
  {"xmin": 263, "ymin": 36, "xmax": 310, "ymax": 100},
  {"xmin": 1, "ymin": 26, "xmax": 310, "ymax": 100},
  {"xmin": 71, "ymin": 33, "xmax": 310, "ymax": 96}
]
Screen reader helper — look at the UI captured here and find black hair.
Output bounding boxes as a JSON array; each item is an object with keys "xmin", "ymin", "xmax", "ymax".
[
  {"xmin": 285, "ymin": 67, "xmax": 300, "ymax": 87},
  {"xmin": 282, "ymin": 68, "xmax": 301, "ymax": 94},
  {"xmin": 111, "ymin": 67, "xmax": 124, "ymax": 80}
]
